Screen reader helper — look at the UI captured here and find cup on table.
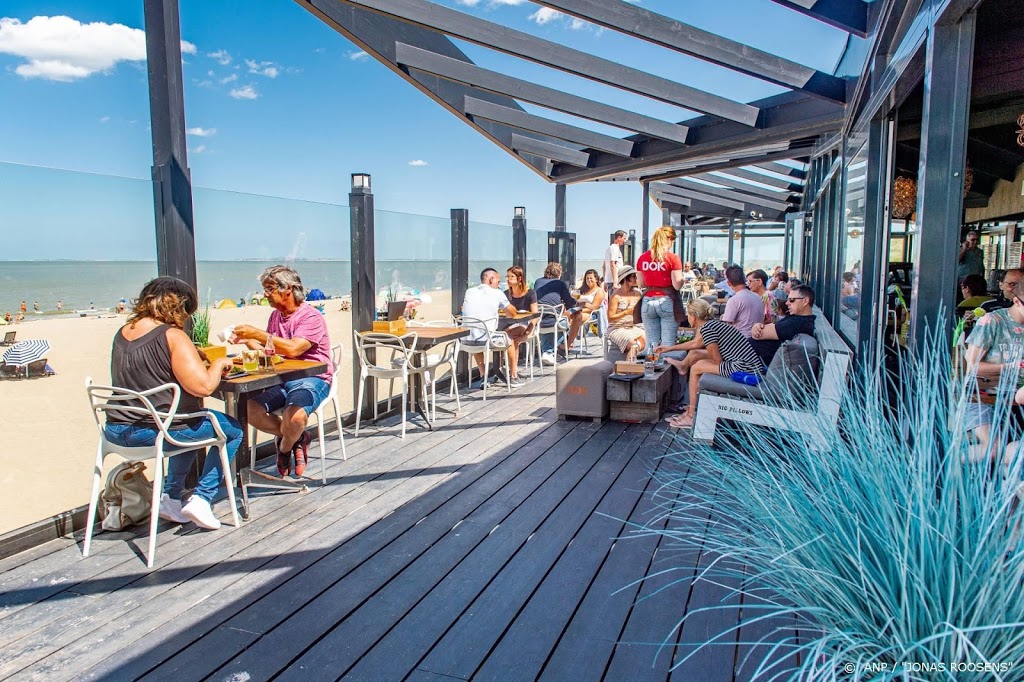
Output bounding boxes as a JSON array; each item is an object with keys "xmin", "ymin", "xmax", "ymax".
[
  {"xmin": 217, "ymin": 325, "xmax": 236, "ymax": 343},
  {"xmin": 241, "ymin": 349, "xmax": 260, "ymax": 373}
]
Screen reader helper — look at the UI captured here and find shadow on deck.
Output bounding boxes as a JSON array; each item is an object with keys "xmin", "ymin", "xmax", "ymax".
[{"xmin": 0, "ymin": 373, "xmax": 798, "ymax": 681}]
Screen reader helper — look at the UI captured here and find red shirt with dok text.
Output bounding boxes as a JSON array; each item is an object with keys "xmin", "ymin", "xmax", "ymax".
[{"xmin": 636, "ymin": 251, "xmax": 682, "ymax": 294}]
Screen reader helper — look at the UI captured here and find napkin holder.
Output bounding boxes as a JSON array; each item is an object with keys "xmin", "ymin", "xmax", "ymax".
[{"xmin": 373, "ymin": 319, "xmax": 407, "ymax": 335}]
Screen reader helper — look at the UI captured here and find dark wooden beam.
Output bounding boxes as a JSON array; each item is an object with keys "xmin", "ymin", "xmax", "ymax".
[{"xmin": 770, "ymin": 0, "xmax": 869, "ymax": 37}]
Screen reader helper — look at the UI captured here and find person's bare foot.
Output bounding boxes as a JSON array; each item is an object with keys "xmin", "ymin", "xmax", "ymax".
[{"xmin": 664, "ymin": 356, "xmax": 688, "ymax": 376}]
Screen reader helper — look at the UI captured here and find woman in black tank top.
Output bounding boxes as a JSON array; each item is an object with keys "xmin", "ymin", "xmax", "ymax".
[{"xmin": 104, "ymin": 277, "xmax": 242, "ymax": 531}]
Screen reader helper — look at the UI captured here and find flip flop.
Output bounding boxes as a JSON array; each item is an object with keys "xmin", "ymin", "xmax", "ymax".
[{"xmin": 667, "ymin": 414, "xmax": 695, "ymax": 430}]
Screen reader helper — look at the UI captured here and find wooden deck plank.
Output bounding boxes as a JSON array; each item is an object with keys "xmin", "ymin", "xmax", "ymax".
[
  {"xmin": 276, "ymin": 419, "xmax": 630, "ymax": 675},
  {"xmin": 43, "ymin": 385, "xmax": 560, "ymax": 680},
  {"xmin": 538, "ymin": 449, "xmax": 681, "ymax": 681},
  {"xmin": 475, "ymin": 437, "xmax": 668, "ymax": 682},
  {"xmin": 425, "ymin": 425, "xmax": 663, "ymax": 680}
]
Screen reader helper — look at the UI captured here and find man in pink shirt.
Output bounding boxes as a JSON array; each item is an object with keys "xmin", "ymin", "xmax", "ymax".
[
  {"xmin": 233, "ymin": 265, "xmax": 333, "ymax": 477},
  {"xmin": 720, "ymin": 266, "xmax": 763, "ymax": 337}
]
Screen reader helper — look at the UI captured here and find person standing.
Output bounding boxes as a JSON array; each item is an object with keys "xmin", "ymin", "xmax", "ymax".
[
  {"xmin": 957, "ymin": 230, "xmax": 985, "ymax": 281},
  {"xmin": 603, "ymin": 231, "xmax": 627, "ymax": 295},
  {"xmin": 233, "ymin": 265, "xmax": 333, "ymax": 477},
  {"xmin": 636, "ymin": 226, "xmax": 684, "ymax": 353}
]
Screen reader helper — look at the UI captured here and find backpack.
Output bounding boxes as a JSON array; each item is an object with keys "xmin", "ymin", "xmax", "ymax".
[{"xmin": 98, "ymin": 461, "xmax": 153, "ymax": 531}]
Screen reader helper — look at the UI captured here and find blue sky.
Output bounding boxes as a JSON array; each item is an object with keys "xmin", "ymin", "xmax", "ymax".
[{"xmin": 0, "ymin": 0, "xmax": 848, "ymax": 260}]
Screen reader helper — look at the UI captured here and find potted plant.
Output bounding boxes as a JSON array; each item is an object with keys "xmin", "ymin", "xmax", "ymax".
[{"xmin": 190, "ymin": 305, "xmax": 226, "ymax": 362}]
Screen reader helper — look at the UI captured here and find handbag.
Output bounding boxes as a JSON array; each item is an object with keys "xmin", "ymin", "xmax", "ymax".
[{"xmin": 99, "ymin": 460, "xmax": 153, "ymax": 531}]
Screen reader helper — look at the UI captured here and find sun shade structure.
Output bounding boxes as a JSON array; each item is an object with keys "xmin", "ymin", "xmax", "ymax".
[{"xmin": 293, "ymin": 0, "xmax": 855, "ymax": 205}]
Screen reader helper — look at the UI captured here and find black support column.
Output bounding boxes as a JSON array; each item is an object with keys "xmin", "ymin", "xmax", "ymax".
[
  {"xmin": 350, "ymin": 173, "xmax": 375, "ymax": 416},
  {"xmin": 554, "ymin": 184, "xmax": 566, "ymax": 232},
  {"xmin": 859, "ymin": 117, "xmax": 892, "ymax": 357},
  {"xmin": 909, "ymin": 13, "xmax": 976, "ymax": 355},
  {"xmin": 642, "ymin": 181, "xmax": 650, "ymax": 253},
  {"xmin": 727, "ymin": 218, "xmax": 735, "ymax": 266},
  {"xmin": 512, "ymin": 206, "xmax": 526, "ymax": 271},
  {"xmin": 451, "ymin": 209, "xmax": 470, "ymax": 318},
  {"xmin": 144, "ymin": 0, "xmax": 196, "ymax": 291}
]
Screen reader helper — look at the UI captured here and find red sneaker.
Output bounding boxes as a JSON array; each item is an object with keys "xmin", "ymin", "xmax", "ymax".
[
  {"xmin": 293, "ymin": 431, "xmax": 311, "ymax": 477},
  {"xmin": 275, "ymin": 436, "xmax": 291, "ymax": 477}
]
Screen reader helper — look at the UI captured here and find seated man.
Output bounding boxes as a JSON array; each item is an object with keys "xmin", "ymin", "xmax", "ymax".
[
  {"xmin": 234, "ymin": 265, "xmax": 333, "ymax": 477},
  {"xmin": 963, "ymin": 276, "xmax": 1024, "ymax": 461},
  {"xmin": 462, "ymin": 268, "xmax": 518, "ymax": 387},
  {"xmin": 720, "ymin": 266, "xmax": 763, "ymax": 338},
  {"xmin": 982, "ymin": 269, "xmax": 1023, "ymax": 312},
  {"xmin": 534, "ymin": 262, "xmax": 581, "ymax": 364},
  {"xmin": 749, "ymin": 284, "xmax": 817, "ymax": 366}
]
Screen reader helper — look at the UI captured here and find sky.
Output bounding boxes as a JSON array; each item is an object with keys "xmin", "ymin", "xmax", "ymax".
[{"xmin": 0, "ymin": 0, "xmax": 849, "ymax": 261}]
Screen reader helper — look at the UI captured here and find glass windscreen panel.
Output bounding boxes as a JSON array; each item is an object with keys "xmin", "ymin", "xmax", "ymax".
[
  {"xmin": 839, "ymin": 138, "xmax": 868, "ymax": 344},
  {"xmin": 470, "ymin": 220, "xmax": 512, "ymax": 288},
  {"xmin": 526, "ymin": 229, "xmax": 549, "ymax": 285}
]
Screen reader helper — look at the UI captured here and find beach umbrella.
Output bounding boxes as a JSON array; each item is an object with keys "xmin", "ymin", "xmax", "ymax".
[
  {"xmin": 307, "ymin": 288, "xmax": 327, "ymax": 301},
  {"xmin": 2, "ymin": 339, "xmax": 50, "ymax": 366}
]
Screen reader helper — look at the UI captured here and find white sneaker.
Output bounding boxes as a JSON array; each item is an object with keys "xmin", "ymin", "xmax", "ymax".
[
  {"xmin": 541, "ymin": 352, "xmax": 555, "ymax": 366},
  {"xmin": 158, "ymin": 494, "xmax": 189, "ymax": 524},
  {"xmin": 181, "ymin": 497, "xmax": 221, "ymax": 530}
]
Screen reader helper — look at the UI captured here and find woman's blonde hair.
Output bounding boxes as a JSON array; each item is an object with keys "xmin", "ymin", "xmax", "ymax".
[
  {"xmin": 650, "ymin": 226, "xmax": 677, "ymax": 262},
  {"xmin": 127, "ymin": 277, "xmax": 198, "ymax": 329},
  {"xmin": 686, "ymin": 298, "xmax": 713, "ymax": 321}
]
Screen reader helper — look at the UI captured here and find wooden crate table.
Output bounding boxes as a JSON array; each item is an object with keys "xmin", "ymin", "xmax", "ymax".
[{"xmin": 606, "ymin": 366, "xmax": 673, "ymax": 424}]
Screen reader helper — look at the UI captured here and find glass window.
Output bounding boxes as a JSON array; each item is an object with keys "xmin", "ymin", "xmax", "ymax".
[{"xmin": 838, "ymin": 138, "xmax": 868, "ymax": 344}]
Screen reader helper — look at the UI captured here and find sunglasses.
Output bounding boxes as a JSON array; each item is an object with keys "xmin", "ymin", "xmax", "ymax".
[{"xmin": 787, "ymin": 297, "xmax": 807, "ymax": 302}]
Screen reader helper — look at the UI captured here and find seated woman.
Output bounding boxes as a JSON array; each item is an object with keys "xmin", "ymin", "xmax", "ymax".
[
  {"xmin": 103, "ymin": 277, "xmax": 241, "ymax": 530},
  {"xmin": 663, "ymin": 298, "xmax": 765, "ymax": 430},
  {"xmin": 606, "ymin": 266, "xmax": 645, "ymax": 359},
  {"xmin": 503, "ymin": 266, "xmax": 538, "ymax": 386},
  {"xmin": 575, "ymin": 268, "xmax": 605, "ymax": 335},
  {"xmin": 957, "ymin": 274, "xmax": 993, "ymax": 317}
]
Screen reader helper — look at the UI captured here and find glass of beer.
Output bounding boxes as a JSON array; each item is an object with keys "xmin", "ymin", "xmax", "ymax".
[{"xmin": 241, "ymin": 349, "xmax": 260, "ymax": 373}]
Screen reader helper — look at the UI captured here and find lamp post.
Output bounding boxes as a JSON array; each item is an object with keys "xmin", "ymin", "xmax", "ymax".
[
  {"xmin": 512, "ymin": 206, "xmax": 526, "ymax": 272},
  {"xmin": 349, "ymin": 172, "xmax": 374, "ymax": 416}
]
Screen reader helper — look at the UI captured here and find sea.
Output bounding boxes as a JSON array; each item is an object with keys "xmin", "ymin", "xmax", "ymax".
[{"xmin": 0, "ymin": 259, "xmax": 606, "ymax": 315}]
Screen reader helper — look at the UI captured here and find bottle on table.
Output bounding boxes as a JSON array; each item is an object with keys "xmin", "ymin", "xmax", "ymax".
[{"xmin": 263, "ymin": 334, "xmax": 276, "ymax": 372}]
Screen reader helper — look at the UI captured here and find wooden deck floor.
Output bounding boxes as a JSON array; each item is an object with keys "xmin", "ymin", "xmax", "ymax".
[{"xmin": 0, "ymin": 373, "xmax": 795, "ymax": 681}]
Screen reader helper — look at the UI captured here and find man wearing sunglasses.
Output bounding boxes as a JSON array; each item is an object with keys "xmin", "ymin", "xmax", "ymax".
[{"xmin": 749, "ymin": 284, "xmax": 817, "ymax": 366}]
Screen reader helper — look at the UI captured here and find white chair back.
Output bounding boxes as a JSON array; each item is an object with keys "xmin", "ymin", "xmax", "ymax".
[{"xmin": 352, "ymin": 331, "xmax": 417, "ymax": 371}]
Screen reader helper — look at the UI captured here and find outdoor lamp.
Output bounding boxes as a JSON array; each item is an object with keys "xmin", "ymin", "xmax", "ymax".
[
  {"xmin": 351, "ymin": 173, "xmax": 371, "ymax": 191},
  {"xmin": 514, "ymin": 206, "xmax": 526, "ymax": 218}
]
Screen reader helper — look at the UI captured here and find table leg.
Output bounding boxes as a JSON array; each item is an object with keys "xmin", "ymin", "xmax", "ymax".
[{"xmin": 409, "ymin": 354, "xmax": 433, "ymax": 431}]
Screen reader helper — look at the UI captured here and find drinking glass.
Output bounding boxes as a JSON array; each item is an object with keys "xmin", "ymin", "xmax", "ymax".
[{"xmin": 241, "ymin": 349, "xmax": 260, "ymax": 373}]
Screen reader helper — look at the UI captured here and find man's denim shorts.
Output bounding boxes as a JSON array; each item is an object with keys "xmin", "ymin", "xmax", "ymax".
[{"xmin": 251, "ymin": 377, "xmax": 330, "ymax": 416}]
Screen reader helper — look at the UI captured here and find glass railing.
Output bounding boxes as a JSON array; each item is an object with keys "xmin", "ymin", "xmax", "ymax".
[{"xmin": 526, "ymin": 228, "xmax": 549, "ymax": 285}]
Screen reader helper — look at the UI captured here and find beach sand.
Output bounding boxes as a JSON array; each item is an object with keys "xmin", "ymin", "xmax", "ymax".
[{"xmin": 0, "ymin": 292, "xmax": 453, "ymax": 536}]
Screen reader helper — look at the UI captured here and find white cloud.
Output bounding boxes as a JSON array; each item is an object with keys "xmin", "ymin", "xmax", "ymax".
[
  {"xmin": 490, "ymin": 0, "xmax": 526, "ymax": 5},
  {"xmin": 208, "ymin": 49, "xmax": 231, "ymax": 65},
  {"xmin": 191, "ymin": 144, "xmax": 207, "ymax": 154},
  {"xmin": 220, "ymin": 73, "xmax": 238, "ymax": 84},
  {"xmin": 408, "ymin": 159, "xmax": 428, "ymax": 167},
  {"xmin": 186, "ymin": 127, "xmax": 216, "ymax": 137},
  {"xmin": 454, "ymin": 0, "xmax": 481, "ymax": 5},
  {"xmin": 348, "ymin": 50, "xmax": 369, "ymax": 61},
  {"xmin": 245, "ymin": 59, "xmax": 279, "ymax": 78},
  {"xmin": 529, "ymin": 7, "xmax": 562, "ymax": 24},
  {"xmin": 0, "ymin": 15, "xmax": 195, "ymax": 82},
  {"xmin": 229, "ymin": 84, "xmax": 258, "ymax": 100},
  {"xmin": 99, "ymin": 116, "xmax": 110, "ymax": 123}
]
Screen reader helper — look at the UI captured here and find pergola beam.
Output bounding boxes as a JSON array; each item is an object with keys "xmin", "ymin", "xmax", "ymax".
[
  {"xmin": 463, "ymin": 97, "xmax": 633, "ymax": 157},
  {"xmin": 532, "ymin": 0, "xmax": 847, "ymax": 103},
  {"xmin": 511, "ymin": 133, "xmax": 590, "ymax": 167},
  {"xmin": 699, "ymin": 171, "xmax": 801, "ymax": 201},
  {"xmin": 665, "ymin": 178, "xmax": 794, "ymax": 212},
  {"xmin": 397, "ymin": 43, "xmax": 690, "ymax": 144},
  {"xmin": 770, "ymin": 0, "xmax": 870, "ymax": 37},
  {"xmin": 713, "ymin": 166, "xmax": 803, "ymax": 191},
  {"xmin": 339, "ymin": 0, "xmax": 760, "ymax": 125},
  {"xmin": 751, "ymin": 160, "xmax": 808, "ymax": 180}
]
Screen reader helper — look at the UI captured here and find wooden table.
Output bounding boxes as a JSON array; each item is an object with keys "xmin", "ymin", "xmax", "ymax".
[
  {"xmin": 216, "ymin": 358, "xmax": 328, "ymax": 518},
  {"xmin": 606, "ymin": 366, "xmax": 674, "ymax": 423},
  {"xmin": 396, "ymin": 326, "xmax": 471, "ymax": 430}
]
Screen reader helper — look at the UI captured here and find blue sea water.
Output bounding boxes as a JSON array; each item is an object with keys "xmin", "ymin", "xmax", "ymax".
[{"xmin": 0, "ymin": 259, "xmax": 605, "ymax": 315}]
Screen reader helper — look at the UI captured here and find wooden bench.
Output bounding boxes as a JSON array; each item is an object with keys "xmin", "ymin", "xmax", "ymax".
[
  {"xmin": 692, "ymin": 310, "xmax": 853, "ymax": 451},
  {"xmin": 606, "ymin": 366, "xmax": 673, "ymax": 424}
]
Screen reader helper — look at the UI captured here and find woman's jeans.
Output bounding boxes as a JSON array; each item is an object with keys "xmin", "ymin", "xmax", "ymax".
[
  {"xmin": 104, "ymin": 411, "xmax": 242, "ymax": 503},
  {"xmin": 641, "ymin": 295, "xmax": 677, "ymax": 353}
]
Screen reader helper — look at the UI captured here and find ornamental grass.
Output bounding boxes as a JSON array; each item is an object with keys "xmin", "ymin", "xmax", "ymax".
[{"xmin": 640, "ymin": 330, "xmax": 1024, "ymax": 681}]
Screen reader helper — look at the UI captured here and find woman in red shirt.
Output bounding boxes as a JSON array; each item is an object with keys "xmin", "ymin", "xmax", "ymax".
[{"xmin": 636, "ymin": 226, "xmax": 684, "ymax": 354}]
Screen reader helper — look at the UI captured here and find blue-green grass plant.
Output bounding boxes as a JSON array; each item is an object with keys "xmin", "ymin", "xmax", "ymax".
[{"xmin": 635, "ymin": 327, "xmax": 1024, "ymax": 680}]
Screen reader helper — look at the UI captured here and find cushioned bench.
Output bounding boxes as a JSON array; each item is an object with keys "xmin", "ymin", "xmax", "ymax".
[{"xmin": 692, "ymin": 312, "xmax": 852, "ymax": 451}]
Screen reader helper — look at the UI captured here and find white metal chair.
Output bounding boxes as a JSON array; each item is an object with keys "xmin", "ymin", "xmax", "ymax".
[
  {"xmin": 409, "ymin": 320, "xmax": 461, "ymax": 420},
  {"xmin": 597, "ymin": 300, "xmax": 613, "ymax": 359},
  {"xmin": 453, "ymin": 315, "xmax": 511, "ymax": 401},
  {"xmin": 578, "ymin": 308, "xmax": 603, "ymax": 357},
  {"xmin": 523, "ymin": 316, "xmax": 544, "ymax": 379},
  {"xmin": 249, "ymin": 343, "xmax": 345, "ymax": 484},
  {"xmin": 84, "ymin": 378, "xmax": 241, "ymax": 568},
  {"xmin": 537, "ymin": 303, "xmax": 569, "ymax": 367},
  {"xmin": 353, "ymin": 331, "xmax": 420, "ymax": 438}
]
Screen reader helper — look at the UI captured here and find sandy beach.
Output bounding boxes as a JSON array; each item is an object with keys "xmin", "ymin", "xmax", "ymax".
[{"xmin": 0, "ymin": 291, "xmax": 453, "ymax": 536}]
